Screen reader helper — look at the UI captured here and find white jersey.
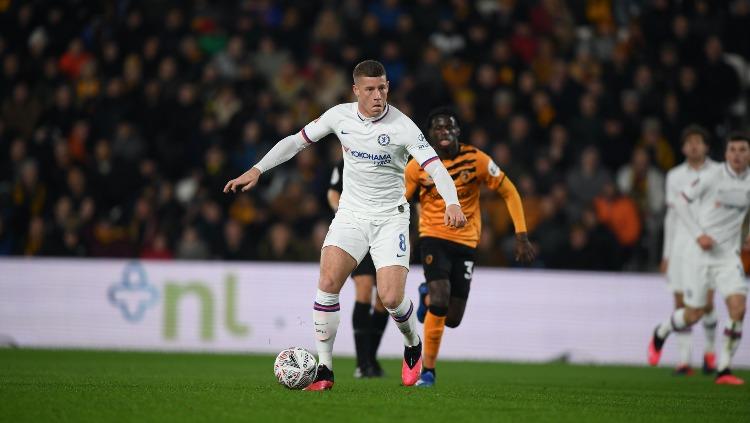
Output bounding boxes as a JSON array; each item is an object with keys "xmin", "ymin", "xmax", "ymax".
[
  {"xmin": 302, "ymin": 102, "xmax": 438, "ymax": 215},
  {"xmin": 663, "ymin": 159, "xmax": 718, "ymax": 260},
  {"xmin": 681, "ymin": 163, "xmax": 750, "ymax": 263}
]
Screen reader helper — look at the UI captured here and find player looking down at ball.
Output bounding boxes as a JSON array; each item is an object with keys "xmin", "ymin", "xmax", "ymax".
[
  {"xmin": 225, "ymin": 60, "xmax": 466, "ymax": 390},
  {"xmin": 405, "ymin": 107, "xmax": 535, "ymax": 387}
]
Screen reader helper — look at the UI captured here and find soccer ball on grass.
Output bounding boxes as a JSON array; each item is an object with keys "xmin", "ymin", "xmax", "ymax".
[{"xmin": 273, "ymin": 347, "xmax": 317, "ymax": 389}]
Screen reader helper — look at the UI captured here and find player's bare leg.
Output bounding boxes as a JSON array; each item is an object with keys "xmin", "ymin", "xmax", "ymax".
[
  {"xmin": 702, "ymin": 290, "xmax": 718, "ymax": 374},
  {"xmin": 376, "ymin": 265, "xmax": 422, "ymax": 386},
  {"xmin": 715, "ymin": 293, "xmax": 746, "ymax": 385},
  {"xmin": 352, "ymin": 273, "xmax": 375, "ymax": 377},
  {"xmin": 672, "ymin": 292, "xmax": 694, "ymax": 375},
  {"xmin": 306, "ymin": 246, "xmax": 357, "ymax": 391}
]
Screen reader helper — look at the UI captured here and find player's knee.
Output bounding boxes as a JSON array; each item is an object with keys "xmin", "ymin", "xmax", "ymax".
[
  {"xmin": 428, "ymin": 281, "xmax": 450, "ymax": 308},
  {"xmin": 318, "ymin": 275, "xmax": 340, "ymax": 293},
  {"xmin": 729, "ymin": 303, "xmax": 746, "ymax": 321},
  {"xmin": 429, "ymin": 292, "xmax": 449, "ymax": 309},
  {"xmin": 378, "ymin": 292, "xmax": 401, "ymax": 310},
  {"xmin": 373, "ymin": 295, "xmax": 386, "ymax": 312},
  {"xmin": 685, "ymin": 307, "xmax": 704, "ymax": 324},
  {"xmin": 674, "ymin": 294, "xmax": 685, "ymax": 309}
]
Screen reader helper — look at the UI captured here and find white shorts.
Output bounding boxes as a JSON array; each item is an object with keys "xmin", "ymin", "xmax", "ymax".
[
  {"xmin": 683, "ymin": 258, "xmax": 748, "ymax": 308},
  {"xmin": 322, "ymin": 207, "xmax": 410, "ymax": 270},
  {"xmin": 666, "ymin": 254, "xmax": 688, "ymax": 293}
]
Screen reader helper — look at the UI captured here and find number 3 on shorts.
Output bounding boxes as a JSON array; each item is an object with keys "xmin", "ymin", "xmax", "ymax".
[{"xmin": 464, "ymin": 261, "xmax": 475, "ymax": 280}]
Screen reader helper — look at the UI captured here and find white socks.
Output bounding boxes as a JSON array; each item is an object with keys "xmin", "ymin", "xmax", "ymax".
[
  {"xmin": 386, "ymin": 296, "xmax": 420, "ymax": 346},
  {"xmin": 702, "ymin": 309, "xmax": 718, "ymax": 354},
  {"xmin": 313, "ymin": 289, "xmax": 340, "ymax": 369},
  {"xmin": 718, "ymin": 320, "xmax": 743, "ymax": 372}
]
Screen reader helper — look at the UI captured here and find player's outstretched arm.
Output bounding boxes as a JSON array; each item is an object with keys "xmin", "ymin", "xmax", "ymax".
[
  {"xmin": 496, "ymin": 176, "xmax": 535, "ymax": 263},
  {"xmin": 422, "ymin": 159, "xmax": 466, "ymax": 228},
  {"xmin": 223, "ymin": 132, "xmax": 309, "ymax": 194}
]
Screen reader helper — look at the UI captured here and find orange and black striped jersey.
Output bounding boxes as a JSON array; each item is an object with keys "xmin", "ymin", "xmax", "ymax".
[{"xmin": 405, "ymin": 143, "xmax": 517, "ymax": 248}]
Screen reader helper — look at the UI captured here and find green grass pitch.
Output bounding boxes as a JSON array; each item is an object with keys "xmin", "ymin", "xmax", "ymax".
[{"xmin": 0, "ymin": 349, "xmax": 748, "ymax": 422}]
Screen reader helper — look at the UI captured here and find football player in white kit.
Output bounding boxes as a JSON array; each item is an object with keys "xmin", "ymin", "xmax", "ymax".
[
  {"xmin": 660, "ymin": 125, "xmax": 719, "ymax": 375},
  {"xmin": 224, "ymin": 60, "xmax": 466, "ymax": 390},
  {"xmin": 649, "ymin": 133, "xmax": 750, "ymax": 385}
]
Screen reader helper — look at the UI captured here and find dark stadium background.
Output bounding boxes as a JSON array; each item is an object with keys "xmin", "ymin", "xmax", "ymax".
[{"xmin": 1, "ymin": 0, "xmax": 749, "ymax": 271}]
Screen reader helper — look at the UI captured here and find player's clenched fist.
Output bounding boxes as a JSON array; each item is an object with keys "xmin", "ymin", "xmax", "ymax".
[
  {"xmin": 444, "ymin": 204, "xmax": 467, "ymax": 228},
  {"xmin": 224, "ymin": 167, "xmax": 261, "ymax": 193}
]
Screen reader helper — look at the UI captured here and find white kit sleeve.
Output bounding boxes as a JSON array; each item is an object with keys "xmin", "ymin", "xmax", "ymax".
[
  {"xmin": 253, "ymin": 133, "xmax": 308, "ymax": 173},
  {"xmin": 253, "ymin": 107, "xmax": 337, "ymax": 173},
  {"xmin": 423, "ymin": 159, "xmax": 460, "ymax": 207}
]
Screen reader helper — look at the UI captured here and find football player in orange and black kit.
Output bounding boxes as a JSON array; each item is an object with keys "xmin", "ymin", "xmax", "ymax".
[{"xmin": 404, "ymin": 107, "xmax": 536, "ymax": 387}]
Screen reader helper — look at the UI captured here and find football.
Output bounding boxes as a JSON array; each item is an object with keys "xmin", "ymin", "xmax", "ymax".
[{"xmin": 273, "ymin": 347, "xmax": 318, "ymax": 389}]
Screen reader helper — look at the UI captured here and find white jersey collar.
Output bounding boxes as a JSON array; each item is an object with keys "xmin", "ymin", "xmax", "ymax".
[
  {"xmin": 356, "ymin": 103, "xmax": 390, "ymax": 123},
  {"xmin": 688, "ymin": 158, "xmax": 714, "ymax": 171}
]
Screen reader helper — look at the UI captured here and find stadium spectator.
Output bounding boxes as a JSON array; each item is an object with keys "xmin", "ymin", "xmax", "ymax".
[
  {"xmin": 617, "ymin": 145, "xmax": 666, "ymax": 266},
  {"xmin": 566, "ymin": 146, "xmax": 611, "ymax": 220},
  {"xmin": 617, "ymin": 146, "xmax": 666, "ymax": 220},
  {"xmin": 593, "ymin": 181, "xmax": 642, "ymax": 268},
  {"xmin": 141, "ymin": 231, "xmax": 174, "ymax": 260}
]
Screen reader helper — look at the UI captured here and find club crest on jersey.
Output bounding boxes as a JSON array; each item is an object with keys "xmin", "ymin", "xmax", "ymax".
[{"xmin": 377, "ymin": 134, "xmax": 391, "ymax": 146}]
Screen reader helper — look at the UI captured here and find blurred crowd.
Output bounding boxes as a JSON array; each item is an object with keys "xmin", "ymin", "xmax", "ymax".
[{"xmin": 1, "ymin": 0, "xmax": 749, "ymax": 271}]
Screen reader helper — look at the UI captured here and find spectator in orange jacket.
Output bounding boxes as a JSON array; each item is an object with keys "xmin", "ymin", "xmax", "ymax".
[{"xmin": 593, "ymin": 181, "xmax": 642, "ymax": 248}]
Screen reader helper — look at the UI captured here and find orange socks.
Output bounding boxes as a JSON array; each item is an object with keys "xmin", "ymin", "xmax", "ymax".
[{"xmin": 423, "ymin": 310, "xmax": 446, "ymax": 369}]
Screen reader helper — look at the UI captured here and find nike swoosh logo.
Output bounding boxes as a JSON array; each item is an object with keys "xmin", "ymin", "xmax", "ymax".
[
  {"xmin": 396, "ymin": 254, "xmax": 406, "ymax": 257},
  {"xmin": 340, "ymin": 130, "xmax": 349, "ymax": 134}
]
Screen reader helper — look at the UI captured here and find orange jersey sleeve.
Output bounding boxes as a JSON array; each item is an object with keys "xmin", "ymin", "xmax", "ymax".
[
  {"xmin": 476, "ymin": 150, "xmax": 528, "ymax": 233},
  {"xmin": 475, "ymin": 150, "xmax": 506, "ymax": 189}
]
